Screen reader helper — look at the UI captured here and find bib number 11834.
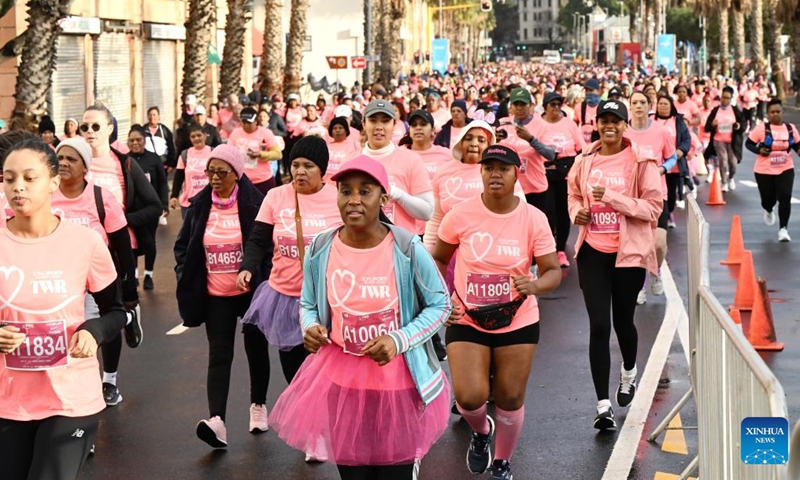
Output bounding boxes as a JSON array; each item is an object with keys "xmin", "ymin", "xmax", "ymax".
[{"xmin": 4, "ymin": 320, "xmax": 69, "ymax": 371}]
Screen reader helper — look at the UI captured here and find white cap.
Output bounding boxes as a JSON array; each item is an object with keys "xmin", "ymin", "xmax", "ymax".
[
  {"xmin": 287, "ymin": 93, "xmax": 300, "ymax": 101},
  {"xmin": 334, "ymin": 105, "xmax": 352, "ymax": 118},
  {"xmin": 194, "ymin": 105, "xmax": 207, "ymax": 115},
  {"xmin": 185, "ymin": 94, "xmax": 197, "ymax": 104}
]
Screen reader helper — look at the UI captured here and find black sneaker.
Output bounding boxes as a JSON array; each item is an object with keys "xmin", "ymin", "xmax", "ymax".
[
  {"xmin": 103, "ymin": 382, "xmax": 122, "ymax": 406},
  {"xmin": 489, "ymin": 460, "xmax": 514, "ymax": 480},
  {"xmin": 432, "ymin": 332, "xmax": 447, "ymax": 361},
  {"xmin": 593, "ymin": 406, "xmax": 616, "ymax": 430},
  {"xmin": 451, "ymin": 401, "xmax": 461, "ymax": 416},
  {"xmin": 123, "ymin": 306, "xmax": 142, "ymax": 348},
  {"xmin": 466, "ymin": 415, "xmax": 495, "ymax": 474},
  {"xmin": 143, "ymin": 275, "xmax": 154, "ymax": 290},
  {"xmin": 616, "ymin": 372, "xmax": 637, "ymax": 407}
]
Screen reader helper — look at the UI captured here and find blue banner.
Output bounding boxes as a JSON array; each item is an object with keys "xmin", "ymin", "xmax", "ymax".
[
  {"xmin": 656, "ymin": 34, "xmax": 676, "ymax": 72},
  {"xmin": 431, "ymin": 39, "xmax": 449, "ymax": 75}
]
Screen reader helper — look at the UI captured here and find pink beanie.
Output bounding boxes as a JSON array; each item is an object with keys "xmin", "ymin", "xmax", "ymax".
[{"xmin": 208, "ymin": 144, "xmax": 246, "ymax": 179}]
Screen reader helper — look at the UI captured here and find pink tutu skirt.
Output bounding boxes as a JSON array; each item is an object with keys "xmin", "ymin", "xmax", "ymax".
[
  {"xmin": 241, "ymin": 282, "xmax": 302, "ymax": 350},
  {"xmin": 268, "ymin": 344, "xmax": 451, "ymax": 466}
]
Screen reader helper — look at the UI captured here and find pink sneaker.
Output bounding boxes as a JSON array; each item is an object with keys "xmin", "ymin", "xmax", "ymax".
[
  {"xmin": 196, "ymin": 416, "xmax": 227, "ymax": 448},
  {"xmin": 249, "ymin": 403, "xmax": 269, "ymax": 433},
  {"xmin": 557, "ymin": 251, "xmax": 570, "ymax": 268}
]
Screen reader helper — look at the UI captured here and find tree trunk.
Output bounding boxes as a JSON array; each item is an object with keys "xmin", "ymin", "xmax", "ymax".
[
  {"xmin": 732, "ymin": 6, "xmax": 746, "ymax": 79},
  {"xmin": 283, "ymin": 0, "xmax": 308, "ymax": 96},
  {"xmin": 653, "ymin": 0, "xmax": 663, "ymax": 43},
  {"xmin": 794, "ymin": 10, "xmax": 800, "ymax": 103},
  {"xmin": 183, "ymin": 0, "xmax": 216, "ymax": 105},
  {"xmin": 11, "ymin": 0, "xmax": 72, "ymax": 131},
  {"xmin": 719, "ymin": 7, "xmax": 730, "ymax": 77},
  {"xmin": 219, "ymin": 0, "xmax": 251, "ymax": 100},
  {"xmin": 362, "ymin": 0, "xmax": 372, "ymax": 85},
  {"xmin": 751, "ymin": 0, "xmax": 765, "ymax": 73},
  {"xmin": 377, "ymin": 0, "xmax": 404, "ymax": 85},
  {"xmin": 259, "ymin": 0, "xmax": 284, "ymax": 97},
  {"xmin": 768, "ymin": 0, "xmax": 785, "ymax": 101}
]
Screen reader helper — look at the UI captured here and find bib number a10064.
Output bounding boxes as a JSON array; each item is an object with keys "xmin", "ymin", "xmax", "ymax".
[
  {"xmin": 466, "ymin": 273, "xmax": 512, "ymax": 305},
  {"xmin": 341, "ymin": 309, "xmax": 397, "ymax": 356},
  {"xmin": 4, "ymin": 320, "xmax": 69, "ymax": 371},
  {"xmin": 589, "ymin": 204, "xmax": 620, "ymax": 233}
]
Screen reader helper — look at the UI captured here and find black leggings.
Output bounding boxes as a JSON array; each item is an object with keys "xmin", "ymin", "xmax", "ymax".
[
  {"xmin": 206, "ymin": 294, "xmax": 269, "ymax": 421},
  {"xmin": 0, "ymin": 413, "xmax": 99, "ymax": 480},
  {"xmin": 545, "ymin": 170, "xmax": 571, "ymax": 252},
  {"xmin": 278, "ymin": 344, "xmax": 309, "ymax": 384},
  {"xmin": 755, "ymin": 169, "xmax": 795, "ymax": 228},
  {"xmin": 525, "ymin": 191, "xmax": 551, "ymax": 218},
  {"xmin": 337, "ymin": 463, "xmax": 415, "ymax": 480},
  {"xmin": 665, "ymin": 172, "xmax": 682, "ymax": 212},
  {"xmin": 143, "ymin": 221, "xmax": 158, "ymax": 271},
  {"xmin": 576, "ymin": 243, "xmax": 646, "ymax": 401}
]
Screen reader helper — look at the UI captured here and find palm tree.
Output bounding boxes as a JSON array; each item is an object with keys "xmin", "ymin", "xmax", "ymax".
[
  {"xmin": 283, "ymin": 0, "xmax": 308, "ymax": 96},
  {"xmin": 767, "ymin": 0, "xmax": 787, "ymax": 101},
  {"xmin": 750, "ymin": 0, "xmax": 765, "ymax": 73},
  {"xmin": 11, "ymin": 0, "xmax": 73, "ymax": 131},
  {"xmin": 731, "ymin": 0, "xmax": 747, "ymax": 79},
  {"xmin": 219, "ymin": 0, "xmax": 252, "ymax": 100},
  {"xmin": 378, "ymin": 0, "xmax": 405, "ymax": 85},
  {"xmin": 719, "ymin": 1, "xmax": 730, "ymax": 76},
  {"xmin": 183, "ymin": 0, "xmax": 217, "ymax": 104},
  {"xmin": 363, "ymin": 0, "xmax": 375, "ymax": 85},
  {"xmin": 258, "ymin": 0, "xmax": 284, "ymax": 97}
]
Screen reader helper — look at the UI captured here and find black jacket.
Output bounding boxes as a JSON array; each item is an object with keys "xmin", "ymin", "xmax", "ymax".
[
  {"xmin": 202, "ymin": 123, "xmax": 223, "ymax": 148},
  {"xmin": 268, "ymin": 112, "xmax": 288, "ymax": 138},
  {"xmin": 174, "ymin": 177, "xmax": 271, "ymax": 327},
  {"xmin": 128, "ymin": 150, "xmax": 169, "ymax": 210},
  {"xmin": 433, "ymin": 118, "xmax": 473, "ymax": 148},
  {"xmin": 110, "ymin": 148, "xmax": 164, "ymax": 253},
  {"xmin": 703, "ymin": 105, "xmax": 746, "ymax": 162}
]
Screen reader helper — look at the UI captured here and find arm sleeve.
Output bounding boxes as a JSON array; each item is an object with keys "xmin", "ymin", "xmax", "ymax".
[
  {"xmin": 704, "ymin": 108, "xmax": 717, "ymax": 133},
  {"xmin": 423, "ymin": 199, "xmax": 445, "ymax": 251},
  {"xmin": 107, "ymin": 228, "xmax": 138, "ymax": 303},
  {"xmin": 125, "ymin": 161, "xmax": 163, "ymax": 228},
  {"xmin": 240, "ymin": 221, "xmax": 274, "ymax": 276},
  {"xmin": 165, "ymin": 127, "xmax": 177, "ymax": 168},
  {"xmin": 745, "ymin": 138, "xmax": 762, "ymax": 154},
  {"xmin": 393, "ymin": 189, "xmax": 434, "ymax": 221},
  {"xmin": 171, "ymin": 168, "xmax": 186, "ymax": 199},
  {"xmin": 661, "ymin": 152, "xmax": 678, "ymax": 172},
  {"xmin": 78, "ymin": 279, "xmax": 127, "ymax": 346},
  {"xmin": 529, "ymin": 136, "xmax": 557, "ymax": 161}
]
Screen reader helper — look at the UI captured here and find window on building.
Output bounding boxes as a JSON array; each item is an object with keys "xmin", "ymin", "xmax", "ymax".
[
  {"xmin": 524, "ymin": 12, "xmax": 528, "ymax": 22},
  {"xmin": 548, "ymin": 0, "xmax": 551, "ymax": 7},
  {"xmin": 524, "ymin": 28, "xmax": 528, "ymax": 40},
  {"xmin": 523, "ymin": 0, "xmax": 527, "ymax": 8}
]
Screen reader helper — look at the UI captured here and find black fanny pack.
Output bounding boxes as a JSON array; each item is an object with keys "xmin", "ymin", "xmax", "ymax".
[
  {"xmin": 545, "ymin": 155, "xmax": 576, "ymax": 176},
  {"xmin": 455, "ymin": 291, "xmax": 527, "ymax": 331}
]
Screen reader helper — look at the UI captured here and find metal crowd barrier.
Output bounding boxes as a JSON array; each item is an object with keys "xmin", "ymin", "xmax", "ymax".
[
  {"xmin": 647, "ymin": 196, "xmax": 792, "ymax": 480},
  {"xmin": 790, "ymin": 418, "xmax": 800, "ymax": 478}
]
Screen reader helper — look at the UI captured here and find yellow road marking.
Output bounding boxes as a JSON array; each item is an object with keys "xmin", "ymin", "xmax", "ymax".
[{"xmin": 661, "ymin": 413, "xmax": 689, "ymax": 455}]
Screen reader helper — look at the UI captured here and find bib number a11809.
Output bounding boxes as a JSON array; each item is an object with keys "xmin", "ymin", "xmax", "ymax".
[
  {"xmin": 465, "ymin": 273, "xmax": 512, "ymax": 305},
  {"xmin": 589, "ymin": 204, "xmax": 620, "ymax": 233},
  {"xmin": 4, "ymin": 320, "xmax": 69, "ymax": 371},
  {"xmin": 341, "ymin": 309, "xmax": 397, "ymax": 356}
]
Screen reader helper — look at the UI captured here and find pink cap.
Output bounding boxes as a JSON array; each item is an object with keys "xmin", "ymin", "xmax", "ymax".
[{"xmin": 330, "ymin": 155, "xmax": 390, "ymax": 193}]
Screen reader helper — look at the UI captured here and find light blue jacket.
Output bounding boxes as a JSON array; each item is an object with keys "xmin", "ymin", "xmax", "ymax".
[{"xmin": 300, "ymin": 224, "xmax": 451, "ymax": 406}]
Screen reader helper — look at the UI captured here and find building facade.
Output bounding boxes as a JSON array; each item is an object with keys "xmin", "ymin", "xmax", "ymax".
[{"xmin": 516, "ymin": 0, "xmax": 561, "ymax": 53}]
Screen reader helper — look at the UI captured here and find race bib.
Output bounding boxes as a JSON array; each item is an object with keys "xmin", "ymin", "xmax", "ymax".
[
  {"xmin": 589, "ymin": 204, "xmax": 620, "ymax": 233},
  {"xmin": 191, "ymin": 174, "xmax": 209, "ymax": 189},
  {"xmin": 381, "ymin": 203, "xmax": 395, "ymax": 222},
  {"xmin": 245, "ymin": 156, "xmax": 258, "ymax": 169},
  {"xmin": 276, "ymin": 235, "xmax": 314, "ymax": 260},
  {"xmin": 341, "ymin": 309, "xmax": 398, "ymax": 356},
  {"xmin": 205, "ymin": 243, "xmax": 243, "ymax": 273},
  {"xmin": 465, "ymin": 272, "xmax": 512, "ymax": 305},
  {"xmin": 769, "ymin": 152, "xmax": 789, "ymax": 166},
  {"xmin": 519, "ymin": 157, "xmax": 528, "ymax": 174},
  {"xmin": 718, "ymin": 123, "xmax": 733, "ymax": 133},
  {"xmin": 4, "ymin": 320, "xmax": 69, "ymax": 371}
]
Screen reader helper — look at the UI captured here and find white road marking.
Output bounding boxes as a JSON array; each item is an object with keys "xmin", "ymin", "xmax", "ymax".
[
  {"xmin": 602, "ymin": 264, "xmax": 687, "ymax": 479},
  {"xmin": 736, "ymin": 179, "xmax": 800, "ymax": 203},
  {"xmin": 166, "ymin": 324, "xmax": 189, "ymax": 335}
]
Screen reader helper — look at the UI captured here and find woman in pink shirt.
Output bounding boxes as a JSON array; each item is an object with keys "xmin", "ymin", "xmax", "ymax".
[
  {"xmin": 325, "ymin": 117, "xmax": 361, "ymax": 183},
  {"xmin": 170, "ymin": 123, "xmax": 213, "ymax": 218},
  {"xmin": 431, "ymin": 145, "xmax": 561, "ymax": 479},
  {"xmin": 174, "ymin": 145, "xmax": 271, "ymax": 448},
  {"xmin": 391, "ymin": 101, "xmax": 409, "ymax": 145},
  {"xmin": 405, "ymin": 109, "xmax": 452, "ymax": 181},
  {"xmin": 0, "ymin": 138, "xmax": 126, "ymax": 479},
  {"xmin": 567, "ymin": 100, "xmax": 662, "ymax": 430}
]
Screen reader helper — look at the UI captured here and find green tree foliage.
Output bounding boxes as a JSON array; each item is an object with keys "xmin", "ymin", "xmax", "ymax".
[{"xmin": 489, "ymin": 0, "xmax": 519, "ymax": 47}]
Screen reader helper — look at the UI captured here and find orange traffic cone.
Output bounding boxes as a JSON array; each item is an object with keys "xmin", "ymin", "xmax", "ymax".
[
  {"xmin": 732, "ymin": 250, "xmax": 757, "ymax": 311},
  {"xmin": 706, "ymin": 169, "xmax": 726, "ymax": 205},
  {"xmin": 748, "ymin": 277, "xmax": 784, "ymax": 351},
  {"xmin": 720, "ymin": 215, "xmax": 745, "ymax": 265},
  {"xmin": 729, "ymin": 306, "xmax": 742, "ymax": 326}
]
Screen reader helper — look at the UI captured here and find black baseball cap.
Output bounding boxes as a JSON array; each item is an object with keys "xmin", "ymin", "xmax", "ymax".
[
  {"xmin": 543, "ymin": 92, "xmax": 564, "ymax": 106},
  {"xmin": 408, "ymin": 109, "xmax": 434, "ymax": 125},
  {"xmin": 607, "ymin": 86, "xmax": 623, "ymax": 98},
  {"xmin": 241, "ymin": 107, "xmax": 258, "ymax": 123},
  {"xmin": 480, "ymin": 144, "xmax": 522, "ymax": 167},
  {"xmin": 596, "ymin": 100, "xmax": 628, "ymax": 122}
]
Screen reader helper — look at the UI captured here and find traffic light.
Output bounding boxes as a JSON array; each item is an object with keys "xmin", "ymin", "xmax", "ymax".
[
  {"xmin": 414, "ymin": 51, "xmax": 421, "ymax": 64},
  {"xmin": 425, "ymin": 50, "xmax": 431, "ymax": 61},
  {"xmin": 480, "ymin": 0, "xmax": 492, "ymax": 12}
]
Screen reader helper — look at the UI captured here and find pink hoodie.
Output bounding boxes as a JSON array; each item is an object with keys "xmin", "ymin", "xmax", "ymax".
[{"xmin": 567, "ymin": 139, "xmax": 662, "ymax": 275}]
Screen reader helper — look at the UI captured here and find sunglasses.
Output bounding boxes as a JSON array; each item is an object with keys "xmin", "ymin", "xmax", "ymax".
[
  {"xmin": 79, "ymin": 123, "xmax": 102, "ymax": 133},
  {"xmin": 548, "ymin": 102, "xmax": 563, "ymax": 108},
  {"xmin": 205, "ymin": 169, "xmax": 233, "ymax": 179}
]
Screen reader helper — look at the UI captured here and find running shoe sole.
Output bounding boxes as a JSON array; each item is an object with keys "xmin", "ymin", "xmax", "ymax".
[
  {"xmin": 196, "ymin": 422, "xmax": 227, "ymax": 448},
  {"xmin": 593, "ymin": 414, "xmax": 616, "ymax": 430}
]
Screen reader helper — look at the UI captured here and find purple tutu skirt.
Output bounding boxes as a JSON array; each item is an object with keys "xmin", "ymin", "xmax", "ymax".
[
  {"xmin": 241, "ymin": 282, "xmax": 302, "ymax": 350},
  {"xmin": 268, "ymin": 344, "xmax": 451, "ymax": 466}
]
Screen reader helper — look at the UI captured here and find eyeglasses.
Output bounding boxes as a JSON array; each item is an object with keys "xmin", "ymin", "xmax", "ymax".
[
  {"xmin": 79, "ymin": 123, "xmax": 102, "ymax": 133},
  {"xmin": 205, "ymin": 169, "xmax": 233, "ymax": 178},
  {"xmin": 548, "ymin": 102, "xmax": 563, "ymax": 108}
]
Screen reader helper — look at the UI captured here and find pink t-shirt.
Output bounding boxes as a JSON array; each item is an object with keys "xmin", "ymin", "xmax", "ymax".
[
  {"xmin": 432, "ymin": 161, "xmax": 525, "ymax": 217},
  {"xmin": 714, "ymin": 107, "xmax": 737, "ymax": 143},
  {"xmin": 583, "ymin": 150, "xmax": 634, "ymax": 254},
  {"xmin": 626, "ymin": 121, "xmax": 676, "ymax": 200},
  {"xmin": 87, "ymin": 152, "xmax": 125, "ymax": 206},
  {"xmin": 295, "ymin": 118, "xmax": 325, "ymax": 137},
  {"xmin": 203, "ymin": 204, "xmax": 244, "ymax": 297},
  {"xmin": 653, "ymin": 117, "xmax": 681, "ymax": 174},
  {"xmin": 699, "ymin": 108, "xmax": 713, "ymax": 143},
  {"xmin": 413, "ymin": 145, "xmax": 452, "ymax": 180},
  {"xmin": 748, "ymin": 122, "xmax": 799, "ymax": 175},
  {"xmin": 325, "ymin": 139, "xmax": 361, "ymax": 183},
  {"xmin": 227, "ymin": 127, "xmax": 279, "ymax": 184},
  {"xmin": 533, "ymin": 116, "xmax": 585, "ymax": 159},
  {"xmin": 0, "ymin": 220, "xmax": 117, "ymax": 421},
  {"xmin": 498, "ymin": 120, "xmax": 548, "ymax": 194},
  {"xmin": 438, "ymin": 196, "xmax": 555, "ymax": 333},
  {"xmin": 285, "ymin": 107, "xmax": 305, "ymax": 134},
  {"xmin": 675, "ymin": 99, "xmax": 699, "ymax": 123},
  {"xmin": 362, "ymin": 147, "xmax": 432, "ymax": 233},
  {"xmin": 51, "ymin": 183, "xmax": 127, "ymax": 246},
  {"xmin": 391, "ymin": 122, "xmax": 407, "ymax": 145},
  {"xmin": 0, "ymin": 191, "xmax": 9, "ymax": 227},
  {"xmin": 177, "ymin": 146, "xmax": 213, "ymax": 207},
  {"xmin": 431, "ymin": 109, "xmax": 452, "ymax": 132},
  {"xmin": 256, "ymin": 183, "xmax": 343, "ymax": 296}
]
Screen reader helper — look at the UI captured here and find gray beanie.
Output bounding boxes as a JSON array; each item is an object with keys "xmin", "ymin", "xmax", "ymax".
[{"xmin": 55, "ymin": 137, "xmax": 93, "ymax": 169}]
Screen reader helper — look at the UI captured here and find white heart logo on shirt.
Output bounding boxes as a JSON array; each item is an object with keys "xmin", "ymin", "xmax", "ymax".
[
  {"xmin": 277, "ymin": 208, "xmax": 296, "ymax": 234},
  {"xmin": 444, "ymin": 177, "xmax": 464, "ymax": 200},
  {"xmin": 469, "ymin": 232, "xmax": 494, "ymax": 263},
  {"xmin": 206, "ymin": 212, "xmax": 241, "ymax": 239},
  {"xmin": 0, "ymin": 266, "xmax": 24, "ymax": 311},
  {"xmin": 51, "ymin": 207, "xmax": 65, "ymax": 219},
  {"xmin": 588, "ymin": 168, "xmax": 604, "ymax": 190},
  {"xmin": 330, "ymin": 269, "xmax": 356, "ymax": 307}
]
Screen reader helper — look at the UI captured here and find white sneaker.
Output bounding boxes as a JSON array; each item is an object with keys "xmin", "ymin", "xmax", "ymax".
[
  {"xmin": 676, "ymin": 200, "xmax": 686, "ymax": 210},
  {"xmin": 650, "ymin": 274, "xmax": 664, "ymax": 295},
  {"xmin": 196, "ymin": 416, "xmax": 227, "ymax": 448},
  {"xmin": 249, "ymin": 403, "xmax": 268, "ymax": 433},
  {"xmin": 721, "ymin": 183, "xmax": 729, "ymax": 192},
  {"xmin": 764, "ymin": 210, "xmax": 776, "ymax": 226},
  {"xmin": 778, "ymin": 228, "xmax": 791, "ymax": 242},
  {"xmin": 636, "ymin": 289, "xmax": 647, "ymax": 305},
  {"xmin": 729, "ymin": 178, "xmax": 736, "ymax": 190}
]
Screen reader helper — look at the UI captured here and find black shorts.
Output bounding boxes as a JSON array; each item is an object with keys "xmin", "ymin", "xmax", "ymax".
[
  {"xmin": 445, "ymin": 322, "xmax": 540, "ymax": 348},
  {"xmin": 657, "ymin": 200, "xmax": 669, "ymax": 230}
]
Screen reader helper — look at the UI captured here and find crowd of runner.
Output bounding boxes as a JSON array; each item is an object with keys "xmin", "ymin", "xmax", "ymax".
[{"xmin": 0, "ymin": 59, "xmax": 798, "ymax": 480}]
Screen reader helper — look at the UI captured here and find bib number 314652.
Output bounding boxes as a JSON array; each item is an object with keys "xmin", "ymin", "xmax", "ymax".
[
  {"xmin": 4, "ymin": 320, "xmax": 69, "ymax": 371},
  {"xmin": 341, "ymin": 309, "xmax": 397, "ymax": 356},
  {"xmin": 589, "ymin": 204, "xmax": 620, "ymax": 233}
]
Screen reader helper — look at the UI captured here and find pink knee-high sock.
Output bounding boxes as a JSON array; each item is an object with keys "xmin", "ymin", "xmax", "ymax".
[
  {"xmin": 456, "ymin": 403, "xmax": 490, "ymax": 435},
  {"xmin": 494, "ymin": 406, "xmax": 525, "ymax": 461}
]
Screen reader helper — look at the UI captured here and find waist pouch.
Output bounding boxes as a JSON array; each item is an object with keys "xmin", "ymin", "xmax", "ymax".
[{"xmin": 456, "ymin": 291, "xmax": 527, "ymax": 331}]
